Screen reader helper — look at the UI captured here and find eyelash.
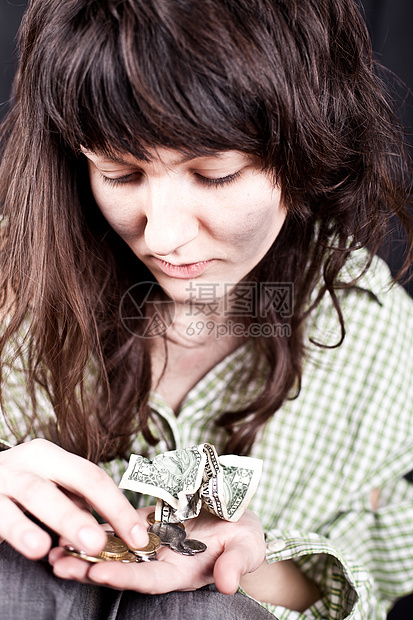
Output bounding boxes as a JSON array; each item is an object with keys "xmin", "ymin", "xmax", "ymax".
[
  {"xmin": 195, "ymin": 171, "xmax": 241, "ymax": 188},
  {"xmin": 100, "ymin": 170, "xmax": 242, "ymax": 188},
  {"xmin": 100, "ymin": 172, "xmax": 141, "ymax": 186}
]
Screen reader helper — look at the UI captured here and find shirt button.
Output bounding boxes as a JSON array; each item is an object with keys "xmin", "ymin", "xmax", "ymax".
[{"xmin": 267, "ymin": 539, "xmax": 286, "ymax": 552}]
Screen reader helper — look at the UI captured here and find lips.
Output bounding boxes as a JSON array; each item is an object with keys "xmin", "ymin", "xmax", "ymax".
[{"xmin": 152, "ymin": 257, "xmax": 214, "ymax": 279}]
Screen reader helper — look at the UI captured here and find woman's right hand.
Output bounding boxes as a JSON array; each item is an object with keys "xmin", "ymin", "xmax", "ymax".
[{"xmin": 0, "ymin": 438, "xmax": 149, "ymax": 559}]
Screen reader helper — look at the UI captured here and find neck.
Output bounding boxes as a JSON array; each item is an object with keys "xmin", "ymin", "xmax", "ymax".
[{"xmin": 165, "ymin": 296, "xmax": 240, "ymax": 348}]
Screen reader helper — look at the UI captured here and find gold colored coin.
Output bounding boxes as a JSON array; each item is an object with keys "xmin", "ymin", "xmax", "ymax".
[
  {"xmin": 64, "ymin": 546, "xmax": 106, "ymax": 563},
  {"xmin": 146, "ymin": 512, "xmax": 157, "ymax": 526},
  {"xmin": 129, "ymin": 532, "xmax": 161, "ymax": 555},
  {"xmin": 99, "ymin": 534, "xmax": 129, "ymax": 560}
]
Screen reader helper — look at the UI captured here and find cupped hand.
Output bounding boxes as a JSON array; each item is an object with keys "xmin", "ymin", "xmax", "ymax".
[
  {"xmin": 0, "ymin": 439, "xmax": 148, "ymax": 559},
  {"xmin": 49, "ymin": 506, "xmax": 266, "ymax": 595}
]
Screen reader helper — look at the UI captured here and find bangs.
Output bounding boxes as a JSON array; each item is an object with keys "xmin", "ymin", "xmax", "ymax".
[{"xmin": 24, "ymin": 0, "xmax": 272, "ymax": 159}]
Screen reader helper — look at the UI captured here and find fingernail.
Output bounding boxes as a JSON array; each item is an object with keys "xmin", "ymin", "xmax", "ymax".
[
  {"xmin": 77, "ymin": 526, "xmax": 105, "ymax": 552},
  {"xmin": 48, "ymin": 548, "xmax": 59, "ymax": 565},
  {"xmin": 22, "ymin": 531, "xmax": 42, "ymax": 550},
  {"xmin": 88, "ymin": 572, "xmax": 106, "ymax": 584},
  {"xmin": 130, "ymin": 524, "xmax": 149, "ymax": 548}
]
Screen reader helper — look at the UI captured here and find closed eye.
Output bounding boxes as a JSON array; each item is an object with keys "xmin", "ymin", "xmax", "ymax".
[
  {"xmin": 195, "ymin": 171, "xmax": 242, "ymax": 188},
  {"xmin": 99, "ymin": 172, "xmax": 143, "ymax": 186},
  {"xmin": 99, "ymin": 169, "xmax": 242, "ymax": 188}
]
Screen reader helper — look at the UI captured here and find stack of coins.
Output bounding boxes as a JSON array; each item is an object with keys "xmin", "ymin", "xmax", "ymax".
[
  {"xmin": 64, "ymin": 532, "xmax": 161, "ymax": 564},
  {"xmin": 64, "ymin": 513, "xmax": 206, "ymax": 564},
  {"xmin": 128, "ymin": 532, "xmax": 161, "ymax": 561},
  {"xmin": 147, "ymin": 512, "xmax": 207, "ymax": 556}
]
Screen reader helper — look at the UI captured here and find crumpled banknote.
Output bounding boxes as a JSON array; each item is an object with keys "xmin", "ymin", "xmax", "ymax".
[{"xmin": 119, "ymin": 443, "xmax": 263, "ymax": 523}]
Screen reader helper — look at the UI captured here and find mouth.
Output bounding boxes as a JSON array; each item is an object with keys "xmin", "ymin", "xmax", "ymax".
[{"xmin": 152, "ymin": 258, "xmax": 214, "ymax": 279}]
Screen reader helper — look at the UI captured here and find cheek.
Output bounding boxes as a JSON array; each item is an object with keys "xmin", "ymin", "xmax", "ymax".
[
  {"xmin": 90, "ymin": 184, "xmax": 142, "ymax": 237},
  {"xmin": 211, "ymin": 195, "xmax": 285, "ymax": 251}
]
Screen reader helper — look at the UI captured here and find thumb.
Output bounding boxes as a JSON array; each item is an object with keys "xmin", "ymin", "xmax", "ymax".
[{"xmin": 213, "ymin": 544, "xmax": 255, "ymax": 595}]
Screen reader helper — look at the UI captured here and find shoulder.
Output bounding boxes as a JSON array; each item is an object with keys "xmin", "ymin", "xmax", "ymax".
[
  {"xmin": 304, "ymin": 249, "xmax": 413, "ymax": 408},
  {"xmin": 302, "ymin": 252, "xmax": 413, "ymax": 447},
  {"xmin": 308, "ymin": 250, "xmax": 413, "ymax": 352}
]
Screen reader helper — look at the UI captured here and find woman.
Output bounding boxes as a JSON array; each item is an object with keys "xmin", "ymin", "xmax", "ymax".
[{"xmin": 0, "ymin": 0, "xmax": 412, "ymax": 618}]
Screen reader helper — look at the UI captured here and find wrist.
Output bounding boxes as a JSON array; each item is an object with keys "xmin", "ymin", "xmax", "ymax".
[{"xmin": 240, "ymin": 558, "xmax": 321, "ymax": 612}]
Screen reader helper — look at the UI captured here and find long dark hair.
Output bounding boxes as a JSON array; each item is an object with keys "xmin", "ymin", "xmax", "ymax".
[{"xmin": 0, "ymin": 0, "xmax": 411, "ymax": 460}]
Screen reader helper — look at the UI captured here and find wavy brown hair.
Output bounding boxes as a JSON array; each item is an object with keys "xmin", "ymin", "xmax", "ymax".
[{"xmin": 0, "ymin": 0, "xmax": 412, "ymax": 460}]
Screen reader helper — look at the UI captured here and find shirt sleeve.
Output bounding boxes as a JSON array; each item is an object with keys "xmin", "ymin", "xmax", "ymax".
[
  {"xmin": 259, "ymin": 529, "xmax": 360, "ymax": 619},
  {"xmin": 258, "ymin": 477, "xmax": 413, "ymax": 619}
]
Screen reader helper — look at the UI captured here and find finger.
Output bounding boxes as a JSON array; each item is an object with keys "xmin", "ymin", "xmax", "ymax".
[
  {"xmin": 57, "ymin": 521, "xmax": 114, "ymax": 551},
  {"xmin": 214, "ymin": 543, "xmax": 263, "ymax": 595},
  {"xmin": 49, "ymin": 547, "xmax": 95, "ymax": 584},
  {"xmin": 48, "ymin": 546, "xmax": 66, "ymax": 565},
  {"xmin": 0, "ymin": 493, "xmax": 52, "ymax": 559},
  {"xmin": 4, "ymin": 440, "xmax": 148, "ymax": 550},
  {"xmin": 4, "ymin": 470, "xmax": 109, "ymax": 556},
  {"xmin": 57, "ymin": 465, "xmax": 149, "ymax": 548},
  {"xmin": 87, "ymin": 551, "xmax": 206, "ymax": 593},
  {"xmin": 57, "ymin": 487, "xmax": 92, "ymax": 513},
  {"xmin": 36, "ymin": 442, "xmax": 149, "ymax": 548}
]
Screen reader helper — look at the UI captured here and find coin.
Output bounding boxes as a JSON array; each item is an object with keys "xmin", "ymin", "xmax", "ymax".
[
  {"xmin": 99, "ymin": 534, "xmax": 129, "ymax": 560},
  {"xmin": 146, "ymin": 512, "xmax": 185, "ymax": 529},
  {"xmin": 64, "ymin": 545, "xmax": 106, "ymax": 563},
  {"xmin": 129, "ymin": 532, "xmax": 161, "ymax": 556},
  {"xmin": 148, "ymin": 522, "xmax": 186, "ymax": 545},
  {"xmin": 178, "ymin": 539, "xmax": 207, "ymax": 554},
  {"xmin": 135, "ymin": 551, "xmax": 158, "ymax": 562},
  {"xmin": 170, "ymin": 542, "xmax": 195, "ymax": 555},
  {"xmin": 119, "ymin": 551, "xmax": 138, "ymax": 563},
  {"xmin": 146, "ymin": 512, "xmax": 157, "ymax": 526}
]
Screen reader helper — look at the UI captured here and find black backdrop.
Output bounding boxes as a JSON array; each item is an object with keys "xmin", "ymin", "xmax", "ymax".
[{"xmin": 0, "ymin": 1, "xmax": 26, "ymax": 118}]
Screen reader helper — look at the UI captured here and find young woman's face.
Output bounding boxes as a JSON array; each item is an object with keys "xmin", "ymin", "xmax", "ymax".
[{"xmin": 85, "ymin": 148, "xmax": 286, "ymax": 304}]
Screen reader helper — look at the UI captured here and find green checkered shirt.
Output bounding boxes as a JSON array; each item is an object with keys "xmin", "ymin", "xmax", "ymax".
[{"xmin": 1, "ymin": 252, "xmax": 413, "ymax": 618}]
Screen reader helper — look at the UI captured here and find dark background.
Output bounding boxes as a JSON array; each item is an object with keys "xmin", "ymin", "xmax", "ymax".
[
  {"xmin": 0, "ymin": 1, "xmax": 412, "ymax": 616},
  {"xmin": 0, "ymin": 1, "xmax": 26, "ymax": 119},
  {"xmin": 360, "ymin": 0, "xmax": 413, "ymax": 299}
]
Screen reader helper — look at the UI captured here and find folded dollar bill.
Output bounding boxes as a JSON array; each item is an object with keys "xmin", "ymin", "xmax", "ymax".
[{"xmin": 119, "ymin": 443, "xmax": 263, "ymax": 522}]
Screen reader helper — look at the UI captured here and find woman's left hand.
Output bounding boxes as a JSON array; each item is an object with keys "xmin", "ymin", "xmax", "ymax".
[{"xmin": 49, "ymin": 507, "xmax": 266, "ymax": 594}]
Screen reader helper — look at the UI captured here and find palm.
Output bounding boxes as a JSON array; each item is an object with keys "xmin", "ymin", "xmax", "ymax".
[{"xmin": 51, "ymin": 507, "xmax": 266, "ymax": 595}]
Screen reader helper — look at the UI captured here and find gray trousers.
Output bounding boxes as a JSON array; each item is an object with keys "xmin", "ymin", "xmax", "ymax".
[{"xmin": 0, "ymin": 541, "xmax": 277, "ymax": 620}]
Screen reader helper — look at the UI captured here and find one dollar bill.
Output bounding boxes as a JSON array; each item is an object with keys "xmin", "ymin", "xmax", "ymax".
[{"xmin": 120, "ymin": 443, "xmax": 263, "ymax": 523}]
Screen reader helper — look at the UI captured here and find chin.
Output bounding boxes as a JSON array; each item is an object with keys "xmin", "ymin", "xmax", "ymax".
[{"xmin": 159, "ymin": 277, "xmax": 228, "ymax": 306}]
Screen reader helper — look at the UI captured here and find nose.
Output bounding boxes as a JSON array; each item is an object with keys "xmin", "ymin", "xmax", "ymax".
[{"xmin": 143, "ymin": 179, "xmax": 199, "ymax": 256}]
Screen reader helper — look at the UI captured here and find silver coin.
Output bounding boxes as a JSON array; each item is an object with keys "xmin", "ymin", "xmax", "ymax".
[
  {"xmin": 130, "ymin": 548, "xmax": 158, "ymax": 560},
  {"xmin": 169, "ymin": 541, "xmax": 196, "ymax": 555},
  {"xmin": 148, "ymin": 522, "xmax": 186, "ymax": 546},
  {"xmin": 169, "ymin": 538, "xmax": 207, "ymax": 555},
  {"xmin": 136, "ymin": 553, "xmax": 158, "ymax": 562},
  {"xmin": 179, "ymin": 539, "xmax": 207, "ymax": 554}
]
